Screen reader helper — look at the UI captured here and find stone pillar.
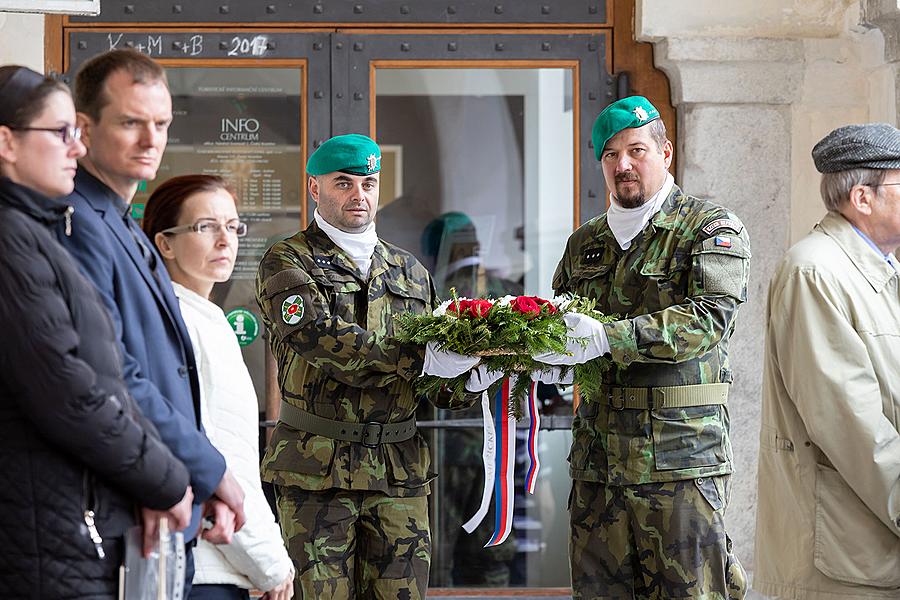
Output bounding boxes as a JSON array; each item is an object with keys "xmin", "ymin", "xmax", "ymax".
[
  {"xmin": 862, "ymin": 0, "xmax": 900, "ymax": 120},
  {"xmin": 651, "ymin": 37, "xmax": 804, "ymax": 572},
  {"xmin": 0, "ymin": 12, "xmax": 44, "ymax": 71}
]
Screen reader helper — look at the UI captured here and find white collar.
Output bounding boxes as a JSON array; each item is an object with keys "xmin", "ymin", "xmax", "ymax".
[
  {"xmin": 171, "ymin": 282, "xmax": 221, "ymax": 318},
  {"xmin": 607, "ymin": 173, "xmax": 674, "ymax": 250},
  {"xmin": 314, "ymin": 208, "xmax": 378, "ymax": 277}
]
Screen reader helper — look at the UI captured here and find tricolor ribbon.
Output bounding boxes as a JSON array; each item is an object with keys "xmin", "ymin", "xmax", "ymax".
[
  {"xmin": 462, "ymin": 378, "xmax": 542, "ymax": 547},
  {"xmin": 524, "ymin": 381, "xmax": 541, "ymax": 495}
]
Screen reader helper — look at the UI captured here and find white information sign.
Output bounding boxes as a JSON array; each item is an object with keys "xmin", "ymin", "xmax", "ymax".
[{"xmin": 0, "ymin": 0, "xmax": 99, "ymax": 15}]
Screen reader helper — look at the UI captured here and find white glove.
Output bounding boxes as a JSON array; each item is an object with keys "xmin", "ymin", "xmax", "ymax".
[
  {"xmin": 533, "ymin": 312, "xmax": 610, "ymax": 366},
  {"xmin": 422, "ymin": 341, "xmax": 480, "ymax": 378},
  {"xmin": 531, "ymin": 366, "xmax": 574, "ymax": 386},
  {"xmin": 465, "ymin": 365, "xmax": 506, "ymax": 392}
]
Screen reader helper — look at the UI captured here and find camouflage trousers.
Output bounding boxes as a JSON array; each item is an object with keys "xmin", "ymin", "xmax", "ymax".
[
  {"xmin": 569, "ymin": 477, "xmax": 747, "ymax": 600},
  {"xmin": 276, "ymin": 485, "xmax": 431, "ymax": 599}
]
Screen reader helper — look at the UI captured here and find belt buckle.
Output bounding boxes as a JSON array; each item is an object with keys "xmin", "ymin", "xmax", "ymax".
[
  {"xmin": 608, "ymin": 390, "xmax": 625, "ymax": 411},
  {"xmin": 362, "ymin": 422, "xmax": 384, "ymax": 448},
  {"xmin": 647, "ymin": 387, "xmax": 656, "ymax": 411}
]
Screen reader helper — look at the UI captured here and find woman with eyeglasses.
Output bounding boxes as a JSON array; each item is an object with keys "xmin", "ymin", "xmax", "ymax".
[
  {"xmin": 0, "ymin": 66, "xmax": 194, "ymax": 596},
  {"xmin": 143, "ymin": 174, "xmax": 294, "ymax": 600}
]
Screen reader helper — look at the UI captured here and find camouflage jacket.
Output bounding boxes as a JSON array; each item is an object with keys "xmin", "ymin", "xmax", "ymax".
[
  {"xmin": 553, "ymin": 185, "xmax": 751, "ymax": 485},
  {"xmin": 256, "ymin": 221, "xmax": 469, "ymax": 497}
]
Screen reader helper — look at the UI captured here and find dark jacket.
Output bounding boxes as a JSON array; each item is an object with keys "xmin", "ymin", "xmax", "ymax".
[
  {"xmin": 0, "ymin": 177, "xmax": 190, "ymax": 598},
  {"xmin": 58, "ymin": 169, "xmax": 226, "ymax": 538}
]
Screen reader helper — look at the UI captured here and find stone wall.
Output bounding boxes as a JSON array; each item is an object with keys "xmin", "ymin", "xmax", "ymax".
[{"xmin": 638, "ymin": 0, "xmax": 898, "ymax": 589}]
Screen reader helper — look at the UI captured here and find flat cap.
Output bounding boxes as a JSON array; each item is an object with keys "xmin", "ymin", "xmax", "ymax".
[
  {"xmin": 812, "ymin": 123, "xmax": 900, "ymax": 173},
  {"xmin": 591, "ymin": 95, "xmax": 660, "ymax": 160},
  {"xmin": 307, "ymin": 133, "xmax": 381, "ymax": 176}
]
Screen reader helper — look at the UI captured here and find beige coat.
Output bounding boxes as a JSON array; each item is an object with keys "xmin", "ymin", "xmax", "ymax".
[{"xmin": 754, "ymin": 212, "xmax": 900, "ymax": 599}]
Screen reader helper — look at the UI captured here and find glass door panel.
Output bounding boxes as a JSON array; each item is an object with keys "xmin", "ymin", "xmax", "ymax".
[
  {"xmin": 375, "ymin": 66, "xmax": 575, "ymax": 589},
  {"xmin": 132, "ymin": 66, "xmax": 304, "ymax": 407}
]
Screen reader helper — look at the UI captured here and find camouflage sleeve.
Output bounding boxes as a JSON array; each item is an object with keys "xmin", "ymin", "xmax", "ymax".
[
  {"xmin": 605, "ymin": 217, "xmax": 751, "ymax": 365},
  {"xmin": 256, "ymin": 249, "xmax": 424, "ymax": 388},
  {"xmin": 551, "ymin": 237, "xmax": 575, "ymax": 294}
]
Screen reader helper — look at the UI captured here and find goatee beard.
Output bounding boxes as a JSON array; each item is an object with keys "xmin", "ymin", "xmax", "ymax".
[{"xmin": 614, "ymin": 189, "xmax": 646, "ymax": 209}]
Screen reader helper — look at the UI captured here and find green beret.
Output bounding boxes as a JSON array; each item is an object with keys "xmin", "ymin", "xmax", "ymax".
[
  {"xmin": 306, "ymin": 133, "xmax": 381, "ymax": 176},
  {"xmin": 591, "ymin": 96, "xmax": 660, "ymax": 160}
]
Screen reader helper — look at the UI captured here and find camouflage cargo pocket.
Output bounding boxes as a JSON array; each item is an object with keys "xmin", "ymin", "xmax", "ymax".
[
  {"xmin": 266, "ymin": 426, "xmax": 337, "ymax": 477},
  {"xmin": 650, "ymin": 405, "xmax": 726, "ymax": 470},
  {"xmin": 386, "ymin": 438, "xmax": 437, "ymax": 489}
]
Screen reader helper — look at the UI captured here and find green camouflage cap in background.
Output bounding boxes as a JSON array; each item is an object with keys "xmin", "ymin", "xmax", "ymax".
[
  {"xmin": 591, "ymin": 95, "xmax": 660, "ymax": 160},
  {"xmin": 306, "ymin": 133, "xmax": 382, "ymax": 176}
]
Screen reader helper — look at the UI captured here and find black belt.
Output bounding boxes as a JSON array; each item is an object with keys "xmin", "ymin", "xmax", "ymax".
[{"xmin": 279, "ymin": 401, "xmax": 417, "ymax": 448}]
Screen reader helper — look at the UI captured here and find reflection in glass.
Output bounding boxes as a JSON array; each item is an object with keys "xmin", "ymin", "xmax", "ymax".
[
  {"xmin": 134, "ymin": 67, "xmax": 303, "ymax": 409},
  {"xmin": 375, "ymin": 67, "xmax": 574, "ymax": 589}
]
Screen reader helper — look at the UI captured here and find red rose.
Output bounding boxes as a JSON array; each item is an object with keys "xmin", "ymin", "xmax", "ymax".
[
  {"xmin": 447, "ymin": 299, "xmax": 472, "ymax": 316},
  {"xmin": 530, "ymin": 296, "xmax": 558, "ymax": 314},
  {"xmin": 510, "ymin": 296, "xmax": 541, "ymax": 318},
  {"xmin": 468, "ymin": 299, "xmax": 493, "ymax": 318}
]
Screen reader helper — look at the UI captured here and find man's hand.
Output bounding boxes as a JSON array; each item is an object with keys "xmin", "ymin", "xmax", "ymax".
[
  {"xmin": 140, "ymin": 485, "xmax": 193, "ymax": 557},
  {"xmin": 262, "ymin": 572, "xmax": 295, "ymax": 600},
  {"xmin": 422, "ymin": 341, "xmax": 480, "ymax": 378},
  {"xmin": 200, "ymin": 498, "xmax": 237, "ymax": 545},
  {"xmin": 533, "ymin": 312, "xmax": 610, "ymax": 365},
  {"xmin": 213, "ymin": 469, "xmax": 246, "ymax": 532}
]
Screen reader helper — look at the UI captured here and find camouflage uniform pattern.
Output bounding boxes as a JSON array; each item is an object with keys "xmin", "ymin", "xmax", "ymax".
[
  {"xmin": 277, "ymin": 485, "xmax": 431, "ymax": 599},
  {"xmin": 256, "ymin": 220, "xmax": 475, "ymax": 598},
  {"xmin": 569, "ymin": 477, "xmax": 746, "ymax": 599},
  {"xmin": 553, "ymin": 186, "xmax": 750, "ymax": 598}
]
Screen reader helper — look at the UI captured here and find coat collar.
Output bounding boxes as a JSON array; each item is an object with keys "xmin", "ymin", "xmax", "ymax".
[
  {"xmin": 817, "ymin": 211, "xmax": 897, "ymax": 292},
  {"xmin": 73, "ymin": 167, "xmax": 130, "ymax": 217},
  {"xmin": 0, "ymin": 177, "xmax": 71, "ymax": 225}
]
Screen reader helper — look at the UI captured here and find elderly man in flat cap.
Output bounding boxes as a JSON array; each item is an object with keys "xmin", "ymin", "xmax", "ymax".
[
  {"xmin": 255, "ymin": 133, "xmax": 480, "ymax": 599},
  {"xmin": 754, "ymin": 123, "xmax": 900, "ymax": 599},
  {"xmin": 532, "ymin": 96, "xmax": 749, "ymax": 599}
]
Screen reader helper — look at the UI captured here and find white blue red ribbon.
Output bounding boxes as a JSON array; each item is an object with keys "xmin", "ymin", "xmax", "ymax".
[
  {"xmin": 462, "ymin": 378, "xmax": 543, "ymax": 548},
  {"xmin": 524, "ymin": 381, "xmax": 541, "ymax": 495},
  {"xmin": 485, "ymin": 378, "xmax": 516, "ymax": 547}
]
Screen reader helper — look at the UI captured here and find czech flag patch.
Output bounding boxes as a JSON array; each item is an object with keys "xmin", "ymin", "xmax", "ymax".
[{"xmin": 714, "ymin": 236, "xmax": 732, "ymax": 248}]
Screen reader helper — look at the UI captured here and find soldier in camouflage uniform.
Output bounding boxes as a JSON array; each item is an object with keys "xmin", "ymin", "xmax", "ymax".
[
  {"xmin": 255, "ymin": 134, "xmax": 480, "ymax": 599},
  {"xmin": 535, "ymin": 96, "xmax": 750, "ymax": 599}
]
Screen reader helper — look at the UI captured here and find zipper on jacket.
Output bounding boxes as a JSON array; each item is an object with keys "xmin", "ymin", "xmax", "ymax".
[
  {"xmin": 81, "ymin": 471, "xmax": 106, "ymax": 559},
  {"xmin": 64, "ymin": 205, "xmax": 74, "ymax": 237}
]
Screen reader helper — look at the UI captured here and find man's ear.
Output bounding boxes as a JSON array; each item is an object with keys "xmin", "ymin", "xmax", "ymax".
[
  {"xmin": 662, "ymin": 139, "xmax": 674, "ymax": 170},
  {"xmin": 76, "ymin": 112, "xmax": 93, "ymax": 150},
  {"xmin": 848, "ymin": 183, "xmax": 876, "ymax": 216},
  {"xmin": 155, "ymin": 232, "xmax": 176, "ymax": 260},
  {"xmin": 308, "ymin": 175, "xmax": 320, "ymax": 203}
]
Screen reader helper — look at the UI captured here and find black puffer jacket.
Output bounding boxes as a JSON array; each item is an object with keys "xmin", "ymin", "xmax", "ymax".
[{"xmin": 0, "ymin": 178, "xmax": 190, "ymax": 598}]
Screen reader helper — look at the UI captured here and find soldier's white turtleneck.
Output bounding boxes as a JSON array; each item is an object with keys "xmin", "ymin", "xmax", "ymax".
[
  {"xmin": 314, "ymin": 208, "xmax": 378, "ymax": 277},
  {"xmin": 606, "ymin": 172, "xmax": 674, "ymax": 251}
]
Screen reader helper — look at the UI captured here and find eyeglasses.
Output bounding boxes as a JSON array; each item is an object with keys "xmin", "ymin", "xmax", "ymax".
[
  {"xmin": 9, "ymin": 125, "xmax": 82, "ymax": 144},
  {"xmin": 873, "ymin": 182, "xmax": 900, "ymax": 188},
  {"xmin": 161, "ymin": 219, "xmax": 248, "ymax": 238}
]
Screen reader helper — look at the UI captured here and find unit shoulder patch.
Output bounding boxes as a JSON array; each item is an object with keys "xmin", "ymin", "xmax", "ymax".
[
  {"xmin": 701, "ymin": 218, "xmax": 743, "ymax": 236},
  {"xmin": 281, "ymin": 294, "xmax": 304, "ymax": 325}
]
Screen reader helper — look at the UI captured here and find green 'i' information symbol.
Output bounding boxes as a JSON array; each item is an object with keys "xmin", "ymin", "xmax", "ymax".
[{"xmin": 225, "ymin": 308, "xmax": 260, "ymax": 347}]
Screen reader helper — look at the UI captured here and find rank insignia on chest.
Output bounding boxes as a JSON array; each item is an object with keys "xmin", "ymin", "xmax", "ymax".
[
  {"xmin": 282, "ymin": 294, "xmax": 304, "ymax": 325},
  {"xmin": 714, "ymin": 236, "xmax": 732, "ymax": 248},
  {"xmin": 313, "ymin": 256, "xmax": 333, "ymax": 268},
  {"xmin": 582, "ymin": 248, "xmax": 604, "ymax": 263}
]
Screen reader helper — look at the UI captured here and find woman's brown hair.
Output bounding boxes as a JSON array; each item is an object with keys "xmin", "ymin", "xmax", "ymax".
[{"xmin": 142, "ymin": 174, "xmax": 238, "ymax": 247}]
